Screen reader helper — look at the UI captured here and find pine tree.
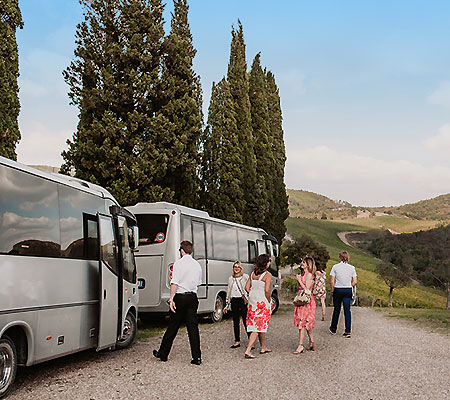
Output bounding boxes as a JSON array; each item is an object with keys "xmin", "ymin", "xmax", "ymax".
[
  {"xmin": 201, "ymin": 79, "xmax": 244, "ymax": 223},
  {"xmin": 226, "ymin": 21, "xmax": 263, "ymax": 227},
  {"xmin": 0, "ymin": 0, "xmax": 23, "ymax": 160},
  {"xmin": 265, "ymin": 70, "xmax": 289, "ymax": 242},
  {"xmin": 249, "ymin": 53, "xmax": 271, "ymax": 227},
  {"xmin": 61, "ymin": 0, "xmax": 168, "ymax": 205},
  {"xmin": 159, "ymin": 0, "xmax": 203, "ymax": 208}
]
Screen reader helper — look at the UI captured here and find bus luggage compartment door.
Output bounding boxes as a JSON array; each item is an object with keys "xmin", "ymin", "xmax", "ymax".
[
  {"xmin": 135, "ymin": 255, "xmax": 162, "ymax": 307},
  {"xmin": 97, "ymin": 214, "xmax": 119, "ymax": 351}
]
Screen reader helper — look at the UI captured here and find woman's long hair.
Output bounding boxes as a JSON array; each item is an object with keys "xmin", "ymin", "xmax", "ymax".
[
  {"xmin": 232, "ymin": 261, "xmax": 243, "ymax": 277},
  {"xmin": 254, "ymin": 254, "xmax": 270, "ymax": 275},
  {"xmin": 303, "ymin": 256, "xmax": 316, "ymax": 275},
  {"xmin": 316, "ymin": 261, "xmax": 325, "ymax": 272}
]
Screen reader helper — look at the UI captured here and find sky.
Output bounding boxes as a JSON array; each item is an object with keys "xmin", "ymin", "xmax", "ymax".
[{"xmin": 14, "ymin": 0, "xmax": 450, "ymax": 207}]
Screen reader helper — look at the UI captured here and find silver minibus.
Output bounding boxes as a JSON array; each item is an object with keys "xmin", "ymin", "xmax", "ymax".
[
  {"xmin": 0, "ymin": 156, "xmax": 139, "ymax": 398},
  {"xmin": 126, "ymin": 202, "xmax": 280, "ymax": 323}
]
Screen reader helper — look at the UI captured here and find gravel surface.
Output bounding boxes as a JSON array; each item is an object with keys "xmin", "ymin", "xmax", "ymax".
[{"xmin": 10, "ymin": 307, "xmax": 450, "ymax": 400}]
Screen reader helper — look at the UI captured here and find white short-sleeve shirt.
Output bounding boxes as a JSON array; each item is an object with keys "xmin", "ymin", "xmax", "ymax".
[
  {"xmin": 330, "ymin": 262, "xmax": 357, "ymax": 288},
  {"xmin": 171, "ymin": 254, "xmax": 203, "ymax": 294}
]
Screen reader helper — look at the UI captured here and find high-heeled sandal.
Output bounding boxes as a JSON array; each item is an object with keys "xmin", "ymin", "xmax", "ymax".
[
  {"xmin": 293, "ymin": 345, "xmax": 304, "ymax": 354},
  {"xmin": 307, "ymin": 342, "xmax": 316, "ymax": 351}
]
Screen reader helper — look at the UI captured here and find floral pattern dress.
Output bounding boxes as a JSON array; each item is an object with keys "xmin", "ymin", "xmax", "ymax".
[
  {"xmin": 246, "ymin": 271, "xmax": 272, "ymax": 333},
  {"xmin": 313, "ymin": 270, "xmax": 326, "ymax": 299},
  {"xmin": 294, "ymin": 273, "xmax": 316, "ymax": 330}
]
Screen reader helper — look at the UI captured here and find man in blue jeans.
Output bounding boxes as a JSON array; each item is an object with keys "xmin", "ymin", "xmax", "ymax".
[{"xmin": 329, "ymin": 251, "xmax": 357, "ymax": 338}]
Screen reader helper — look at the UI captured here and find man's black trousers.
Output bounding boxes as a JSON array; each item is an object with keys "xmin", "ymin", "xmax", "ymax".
[{"xmin": 158, "ymin": 292, "xmax": 201, "ymax": 360}]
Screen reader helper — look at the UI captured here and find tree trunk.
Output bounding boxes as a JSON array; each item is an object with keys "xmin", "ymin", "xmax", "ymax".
[{"xmin": 388, "ymin": 287, "xmax": 394, "ymax": 308}]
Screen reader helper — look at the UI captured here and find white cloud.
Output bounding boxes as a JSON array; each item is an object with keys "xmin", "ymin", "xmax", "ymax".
[
  {"xmin": 16, "ymin": 120, "xmax": 71, "ymax": 167},
  {"xmin": 286, "ymin": 146, "xmax": 450, "ymax": 206},
  {"xmin": 425, "ymin": 124, "xmax": 450, "ymax": 155},
  {"xmin": 427, "ymin": 81, "xmax": 450, "ymax": 109}
]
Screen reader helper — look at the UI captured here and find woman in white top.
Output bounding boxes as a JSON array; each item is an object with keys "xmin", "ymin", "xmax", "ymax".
[
  {"xmin": 224, "ymin": 261, "xmax": 250, "ymax": 348},
  {"xmin": 244, "ymin": 254, "xmax": 272, "ymax": 359}
]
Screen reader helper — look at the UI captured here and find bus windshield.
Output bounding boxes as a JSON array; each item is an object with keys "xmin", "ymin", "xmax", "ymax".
[{"xmin": 135, "ymin": 214, "xmax": 169, "ymax": 245}]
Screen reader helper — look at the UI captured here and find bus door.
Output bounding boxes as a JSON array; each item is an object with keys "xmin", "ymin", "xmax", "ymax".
[
  {"xmin": 192, "ymin": 221, "xmax": 207, "ymax": 299},
  {"xmin": 97, "ymin": 213, "xmax": 119, "ymax": 351}
]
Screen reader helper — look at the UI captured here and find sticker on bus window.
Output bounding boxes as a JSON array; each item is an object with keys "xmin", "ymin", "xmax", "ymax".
[{"xmin": 156, "ymin": 232, "xmax": 165, "ymax": 242}]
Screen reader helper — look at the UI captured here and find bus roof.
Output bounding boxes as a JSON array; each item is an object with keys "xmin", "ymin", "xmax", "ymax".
[
  {"xmin": 0, "ymin": 156, "xmax": 117, "ymax": 203},
  {"xmin": 128, "ymin": 202, "xmax": 268, "ymax": 235}
]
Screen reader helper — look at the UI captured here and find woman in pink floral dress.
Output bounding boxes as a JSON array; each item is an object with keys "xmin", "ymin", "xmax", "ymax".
[
  {"xmin": 244, "ymin": 254, "xmax": 272, "ymax": 359},
  {"xmin": 293, "ymin": 256, "xmax": 316, "ymax": 354}
]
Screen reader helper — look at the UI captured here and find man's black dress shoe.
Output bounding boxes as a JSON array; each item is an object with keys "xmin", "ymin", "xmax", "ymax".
[
  {"xmin": 190, "ymin": 358, "xmax": 202, "ymax": 365},
  {"xmin": 153, "ymin": 349, "xmax": 167, "ymax": 362}
]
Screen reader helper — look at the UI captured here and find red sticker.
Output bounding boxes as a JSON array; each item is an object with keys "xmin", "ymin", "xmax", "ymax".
[{"xmin": 155, "ymin": 232, "xmax": 165, "ymax": 242}]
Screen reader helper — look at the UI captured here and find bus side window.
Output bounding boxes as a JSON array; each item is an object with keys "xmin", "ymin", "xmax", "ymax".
[
  {"xmin": 83, "ymin": 214, "xmax": 99, "ymax": 260},
  {"xmin": 248, "ymin": 241, "xmax": 256, "ymax": 263},
  {"xmin": 192, "ymin": 221, "xmax": 206, "ymax": 259}
]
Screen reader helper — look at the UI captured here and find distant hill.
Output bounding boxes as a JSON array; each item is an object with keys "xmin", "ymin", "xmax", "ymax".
[
  {"xmin": 287, "ymin": 189, "xmax": 450, "ymax": 222},
  {"xmin": 374, "ymin": 194, "xmax": 450, "ymax": 221}
]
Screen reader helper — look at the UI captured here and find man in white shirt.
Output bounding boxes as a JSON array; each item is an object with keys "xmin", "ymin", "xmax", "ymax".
[
  {"xmin": 153, "ymin": 240, "xmax": 203, "ymax": 364},
  {"xmin": 329, "ymin": 251, "xmax": 357, "ymax": 338}
]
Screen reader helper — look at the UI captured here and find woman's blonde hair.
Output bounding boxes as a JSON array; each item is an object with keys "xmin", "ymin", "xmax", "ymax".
[
  {"xmin": 339, "ymin": 251, "xmax": 349, "ymax": 263},
  {"xmin": 303, "ymin": 256, "xmax": 316, "ymax": 275},
  {"xmin": 232, "ymin": 261, "xmax": 243, "ymax": 277}
]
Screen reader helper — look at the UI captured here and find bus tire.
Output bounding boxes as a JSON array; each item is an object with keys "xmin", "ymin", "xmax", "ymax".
[
  {"xmin": 271, "ymin": 293, "xmax": 279, "ymax": 315},
  {"xmin": 210, "ymin": 295, "xmax": 224, "ymax": 323},
  {"xmin": 0, "ymin": 335, "xmax": 17, "ymax": 399},
  {"xmin": 116, "ymin": 312, "xmax": 137, "ymax": 349}
]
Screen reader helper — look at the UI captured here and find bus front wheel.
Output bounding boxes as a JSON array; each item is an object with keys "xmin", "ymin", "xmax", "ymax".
[
  {"xmin": 210, "ymin": 295, "xmax": 224, "ymax": 323},
  {"xmin": 0, "ymin": 336, "xmax": 17, "ymax": 399},
  {"xmin": 116, "ymin": 313, "xmax": 137, "ymax": 349},
  {"xmin": 271, "ymin": 293, "xmax": 279, "ymax": 315}
]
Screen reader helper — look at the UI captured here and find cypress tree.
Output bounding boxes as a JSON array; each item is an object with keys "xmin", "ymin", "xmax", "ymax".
[
  {"xmin": 159, "ymin": 0, "xmax": 203, "ymax": 208},
  {"xmin": 249, "ymin": 53, "xmax": 271, "ymax": 227},
  {"xmin": 0, "ymin": 0, "xmax": 23, "ymax": 160},
  {"xmin": 226, "ymin": 21, "xmax": 263, "ymax": 227},
  {"xmin": 61, "ymin": 0, "xmax": 168, "ymax": 205},
  {"xmin": 201, "ymin": 79, "xmax": 244, "ymax": 223},
  {"xmin": 265, "ymin": 70, "xmax": 289, "ymax": 243}
]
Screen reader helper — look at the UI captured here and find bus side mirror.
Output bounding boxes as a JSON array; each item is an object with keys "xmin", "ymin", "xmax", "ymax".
[{"xmin": 131, "ymin": 226, "xmax": 139, "ymax": 250}]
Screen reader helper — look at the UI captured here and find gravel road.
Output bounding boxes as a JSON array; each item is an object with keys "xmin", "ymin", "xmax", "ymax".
[{"xmin": 10, "ymin": 307, "xmax": 450, "ymax": 400}]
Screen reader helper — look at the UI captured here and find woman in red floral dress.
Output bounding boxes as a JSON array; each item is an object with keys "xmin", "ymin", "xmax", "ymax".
[
  {"xmin": 244, "ymin": 254, "xmax": 272, "ymax": 359},
  {"xmin": 293, "ymin": 256, "xmax": 316, "ymax": 354}
]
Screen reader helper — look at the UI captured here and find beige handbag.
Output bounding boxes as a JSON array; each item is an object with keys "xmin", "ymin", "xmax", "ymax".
[{"xmin": 293, "ymin": 289, "xmax": 311, "ymax": 306}]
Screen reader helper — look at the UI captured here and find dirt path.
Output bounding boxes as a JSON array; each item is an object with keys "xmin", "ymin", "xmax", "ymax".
[
  {"xmin": 10, "ymin": 307, "xmax": 450, "ymax": 399},
  {"xmin": 337, "ymin": 230, "xmax": 365, "ymax": 247}
]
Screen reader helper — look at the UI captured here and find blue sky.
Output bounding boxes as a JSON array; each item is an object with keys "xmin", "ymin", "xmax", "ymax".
[{"xmin": 15, "ymin": 0, "xmax": 450, "ymax": 206}]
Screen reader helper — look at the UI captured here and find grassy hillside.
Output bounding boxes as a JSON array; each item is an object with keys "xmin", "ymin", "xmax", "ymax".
[
  {"xmin": 375, "ymin": 193, "xmax": 450, "ymax": 221},
  {"xmin": 287, "ymin": 189, "xmax": 449, "ymax": 224},
  {"xmin": 285, "ymin": 217, "xmax": 447, "ymax": 309},
  {"xmin": 339, "ymin": 215, "xmax": 440, "ymax": 233}
]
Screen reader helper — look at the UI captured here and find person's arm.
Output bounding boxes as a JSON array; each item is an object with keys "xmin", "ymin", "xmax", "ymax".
[
  {"xmin": 168, "ymin": 283, "xmax": 178, "ymax": 312},
  {"xmin": 352, "ymin": 269, "xmax": 357, "ymax": 287},
  {"xmin": 264, "ymin": 274, "xmax": 272, "ymax": 302},
  {"xmin": 224, "ymin": 277, "xmax": 232, "ymax": 313},
  {"xmin": 245, "ymin": 274, "xmax": 252, "ymax": 293},
  {"xmin": 296, "ymin": 274, "xmax": 306, "ymax": 289},
  {"xmin": 330, "ymin": 276, "xmax": 335, "ymax": 292}
]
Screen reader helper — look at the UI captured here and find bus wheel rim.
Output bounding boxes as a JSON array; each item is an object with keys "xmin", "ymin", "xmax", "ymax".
[
  {"xmin": 0, "ymin": 347, "xmax": 12, "ymax": 389},
  {"xmin": 120, "ymin": 319, "xmax": 132, "ymax": 341}
]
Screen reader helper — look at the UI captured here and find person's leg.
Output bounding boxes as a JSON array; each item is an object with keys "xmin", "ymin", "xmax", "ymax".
[
  {"xmin": 230, "ymin": 298, "xmax": 241, "ymax": 344},
  {"xmin": 245, "ymin": 332, "xmax": 259, "ymax": 356},
  {"xmin": 307, "ymin": 328, "xmax": 316, "ymax": 350},
  {"xmin": 240, "ymin": 300, "xmax": 250, "ymax": 338},
  {"xmin": 321, "ymin": 297, "xmax": 326, "ymax": 320},
  {"xmin": 330, "ymin": 289, "xmax": 344, "ymax": 333},
  {"xmin": 342, "ymin": 289, "xmax": 352, "ymax": 334},
  {"xmin": 295, "ymin": 328, "xmax": 306, "ymax": 353},
  {"xmin": 185, "ymin": 294, "xmax": 201, "ymax": 361},
  {"xmin": 158, "ymin": 295, "xmax": 184, "ymax": 359}
]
